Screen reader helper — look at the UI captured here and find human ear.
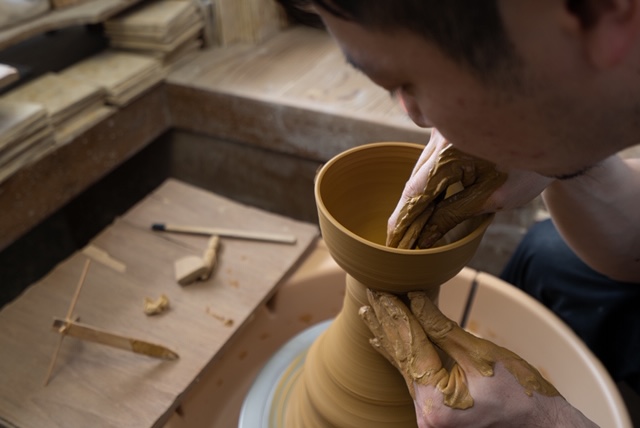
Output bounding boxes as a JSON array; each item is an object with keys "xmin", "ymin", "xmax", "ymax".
[{"xmin": 568, "ymin": 0, "xmax": 640, "ymax": 68}]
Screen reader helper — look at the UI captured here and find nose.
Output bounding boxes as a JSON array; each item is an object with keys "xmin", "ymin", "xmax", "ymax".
[{"xmin": 398, "ymin": 92, "xmax": 430, "ymax": 128}]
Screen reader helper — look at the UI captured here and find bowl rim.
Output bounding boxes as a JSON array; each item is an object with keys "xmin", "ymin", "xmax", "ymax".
[{"xmin": 315, "ymin": 141, "xmax": 493, "ymax": 255}]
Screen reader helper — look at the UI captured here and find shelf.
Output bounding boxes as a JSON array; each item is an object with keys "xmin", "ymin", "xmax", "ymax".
[
  {"xmin": 0, "ymin": 85, "xmax": 170, "ymax": 252},
  {"xmin": 0, "ymin": 0, "xmax": 145, "ymax": 51},
  {"xmin": 0, "ymin": 27, "xmax": 429, "ymax": 252}
]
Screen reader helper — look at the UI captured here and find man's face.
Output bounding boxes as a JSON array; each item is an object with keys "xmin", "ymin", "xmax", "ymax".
[{"xmin": 316, "ymin": 4, "xmax": 627, "ymax": 178}]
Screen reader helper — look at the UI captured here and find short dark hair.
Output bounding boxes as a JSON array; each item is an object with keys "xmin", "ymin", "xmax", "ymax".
[{"xmin": 277, "ymin": 0, "xmax": 520, "ymax": 84}]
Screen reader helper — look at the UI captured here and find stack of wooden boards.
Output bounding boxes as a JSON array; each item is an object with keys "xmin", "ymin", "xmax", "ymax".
[
  {"xmin": 62, "ymin": 50, "xmax": 164, "ymax": 106},
  {"xmin": 104, "ymin": 0, "xmax": 204, "ymax": 69},
  {"xmin": 0, "ymin": 46, "xmax": 164, "ymax": 183},
  {"xmin": 1, "ymin": 72, "xmax": 113, "ymax": 145},
  {"xmin": 0, "ymin": 101, "xmax": 54, "ymax": 183}
]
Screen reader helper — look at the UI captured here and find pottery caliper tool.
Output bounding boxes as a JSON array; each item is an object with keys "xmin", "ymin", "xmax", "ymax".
[{"xmin": 44, "ymin": 259, "xmax": 179, "ymax": 386}]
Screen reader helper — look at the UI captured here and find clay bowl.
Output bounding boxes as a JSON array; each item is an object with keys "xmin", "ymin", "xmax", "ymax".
[{"xmin": 315, "ymin": 142, "xmax": 493, "ymax": 293}]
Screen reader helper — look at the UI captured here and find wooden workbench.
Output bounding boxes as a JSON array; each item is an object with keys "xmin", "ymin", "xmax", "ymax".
[{"xmin": 0, "ymin": 178, "xmax": 318, "ymax": 427}]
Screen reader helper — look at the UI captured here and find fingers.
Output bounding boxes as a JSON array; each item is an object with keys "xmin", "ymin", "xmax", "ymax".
[
  {"xmin": 408, "ymin": 291, "xmax": 562, "ymax": 403},
  {"xmin": 387, "ymin": 132, "xmax": 450, "ymax": 247},
  {"xmin": 358, "ymin": 305, "xmax": 396, "ymax": 366},
  {"xmin": 414, "ymin": 186, "xmax": 483, "ymax": 248},
  {"xmin": 361, "ymin": 290, "xmax": 444, "ymax": 385},
  {"xmin": 410, "ymin": 131, "xmax": 444, "ymax": 179},
  {"xmin": 397, "ymin": 204, "xmax": 435, "ymax": 248},
  {"xmin": 389, "ymin": 197, "xmax": 436, "ymax": 248},
  {"xmin": 359, "ymin": 304, "xmax": 418, "ymax": 398},
  {"xmin": 389, "ymin": 145, "xmax": 507, "ymax": 249},
  {"xmin": 387, "ymin": 146, "xmax": 463, "ymax": 248},
  {"xmin": 408, "ymin": 292, "xmax": 494, "ymax": 376},
  {"xmin": 364, "ymin": 290, "xmax": 476, "ymax": 410}
]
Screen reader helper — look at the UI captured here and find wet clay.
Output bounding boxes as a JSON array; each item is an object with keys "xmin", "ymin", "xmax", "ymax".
[
  {"xmin": 279, "ymin": 143, "xmax": 493, "ymax": 426},
  {"xmin": 362, "ymin": 290, "xmax": 560, "ymax": 411},
  {"xmin": 388, "ymin": 144, "xmax": 507, "ymax": 249}
]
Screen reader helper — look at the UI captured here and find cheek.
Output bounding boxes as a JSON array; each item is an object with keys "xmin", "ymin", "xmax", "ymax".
[{"xmin": 425, "ymin": 111, "xmax": 523, "ymax": 164}]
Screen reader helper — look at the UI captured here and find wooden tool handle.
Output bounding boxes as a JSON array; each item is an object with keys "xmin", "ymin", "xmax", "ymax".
[
  {"xmin": 152, "ymin": 223, "xmax": 297, "ymax": 244},
  {"xmin": 52, "ymin": 318, "xmax": 179, "ymax": 360}
]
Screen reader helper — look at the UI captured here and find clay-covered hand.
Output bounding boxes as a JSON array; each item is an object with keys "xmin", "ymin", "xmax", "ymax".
[
  {"xmin": 387, "ymin": 130, "xmax": 551, "ymax": 249},
  {"xmin": 359, "ymin": 290, "xmax": 599, "ymax": 428}
]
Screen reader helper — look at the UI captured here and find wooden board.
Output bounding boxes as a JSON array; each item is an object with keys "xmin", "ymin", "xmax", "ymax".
[
  {"xmin": 1, "ymin": 72, "xmax": 105, "ymax": 126},
  {"xmin": 110, "ymin": 22, "xmax": 203, "ymax": 53},
  {"xmin": 62, "ymin": 50, "xmax": 164, "ymax": 104},
  {"xmin": 54, "ymin": 104, "xmax": 116, "ymax": 145},
  {"xmin": 0, "ymin": 178, "xmax": 318, "ymax": 428},
  {"xmin": 0, "ymin": 64, "xmax": 18, "ymax": 89},
  {"xmin": 0, "ymin": 0, "xmax": 145, "ymax": 51},
  {"xmin": 104, "ymin": 1, "xmax": 198, "ymax": 39},
  {"xmin": 0, "ymin": 100, "xmax": 48, "ymax": 148},
  {"xmin": 167, "ymin": 26, "xmax": 423, "ymax": 133},
  {"xmin": 166, "ymin": 27, "xmax": 430, "ymax": 164},
  {"xmin": 0, "ymin": 0, "xmax": 49, "ymax": 32}
]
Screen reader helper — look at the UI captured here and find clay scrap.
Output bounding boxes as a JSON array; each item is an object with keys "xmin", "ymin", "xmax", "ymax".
[
  {"xmin": 175, "ymin": 235, "xmax": 220, "ymax": 286},
  {"xmin": 143, "ymin": 294, "xmax": 170, "ymax": 315}
]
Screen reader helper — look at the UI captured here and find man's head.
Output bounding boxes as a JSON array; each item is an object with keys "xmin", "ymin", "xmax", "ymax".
[
  {"xmin": 280, "ymin": 0, "xmax": 519, "ymax": 85},
  {"xmin": 279, "ymin": 0, "xmax": 640, "ymax": 178}
]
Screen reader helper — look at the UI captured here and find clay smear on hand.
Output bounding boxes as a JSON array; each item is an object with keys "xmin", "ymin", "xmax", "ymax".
[
  {"xmin": 361, "ymin": 290, "xmax": 560, "ymax": 410},
  {"xmin": 388, "ymin": 144, "xmax": 507, "ymax": 249}
]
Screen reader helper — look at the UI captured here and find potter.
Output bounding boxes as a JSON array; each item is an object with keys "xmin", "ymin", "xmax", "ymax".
[{"xmin": 275, "ymin": 0, "xmax": 640, "ymax": 426}]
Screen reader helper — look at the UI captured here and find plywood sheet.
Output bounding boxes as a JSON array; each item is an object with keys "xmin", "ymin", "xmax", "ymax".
[{"xmin": 0, "ymin": 178, "xmax": 318, "ymax": 428}]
